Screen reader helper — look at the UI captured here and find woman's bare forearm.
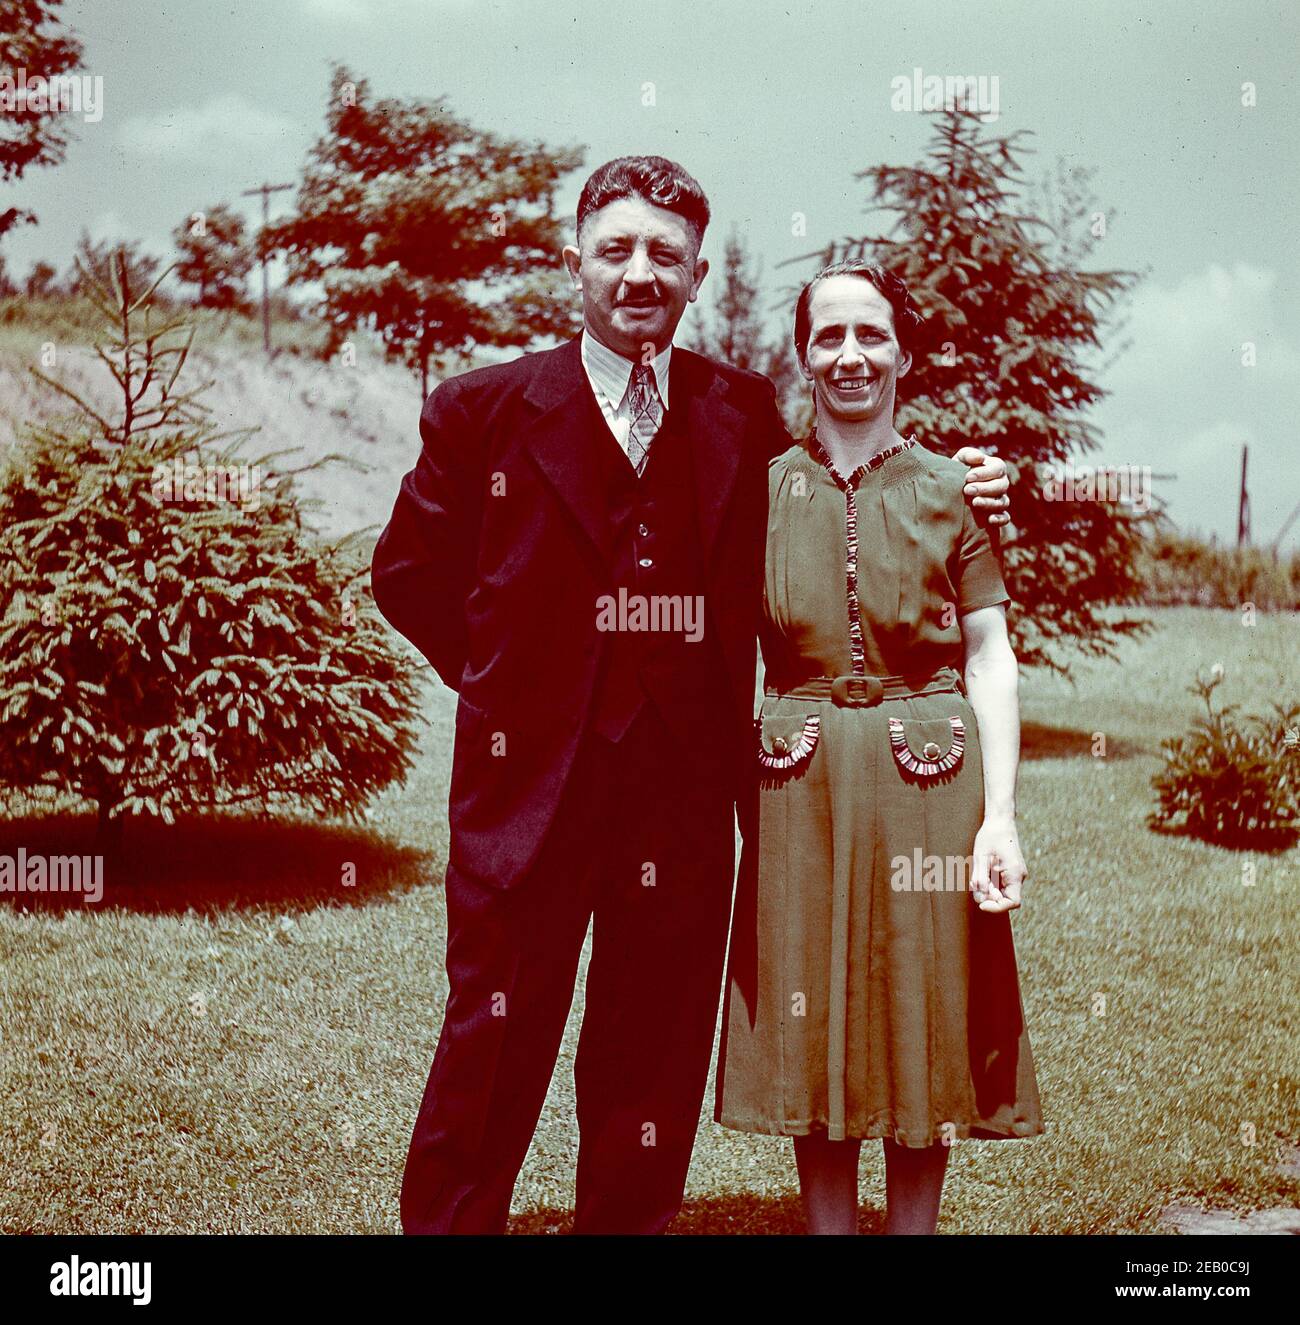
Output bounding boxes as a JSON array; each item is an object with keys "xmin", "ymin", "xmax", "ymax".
[{"xmin": 962, "ymin": 619, "xmax": 1020, "ymax": 821}]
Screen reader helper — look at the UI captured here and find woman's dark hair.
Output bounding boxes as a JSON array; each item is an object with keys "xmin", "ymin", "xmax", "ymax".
[
  {"xmin": 793, "ymin": 260, "xmax": 923, "ymax": 364},
  {"xmin": 576, "ymin": 155, "xmax": 711, "ymax": 250}
]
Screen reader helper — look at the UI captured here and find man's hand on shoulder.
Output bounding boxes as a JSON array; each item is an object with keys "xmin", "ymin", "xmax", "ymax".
[{"xmin": 954, "ymin": 446, "xmax": 1011, "ymax": 527}]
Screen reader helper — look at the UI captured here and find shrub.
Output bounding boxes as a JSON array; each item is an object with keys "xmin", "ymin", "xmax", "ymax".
[
  {"xmin": 1149, "ymin": 667, "xmax": 1300, "ymax": 847},
  {"xmin": 1137, "ymin": 531, "xmax": 1300, "ymax": 611},
  {"xmin": 0, "ymin": 250, "xmax": 424, "ymax": 847}
]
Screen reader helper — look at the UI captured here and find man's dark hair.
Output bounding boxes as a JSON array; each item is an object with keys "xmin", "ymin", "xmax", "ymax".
[
  {"xmin": 576, "ymin": 156, "xmax": 711, "ymax": 250},
  {"xmin": 793, "ymin": 260, "xmax": 924, "ymax": 363}
]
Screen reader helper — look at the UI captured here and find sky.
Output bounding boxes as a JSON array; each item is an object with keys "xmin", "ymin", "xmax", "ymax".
[{"xmin": 5, "ymin": 0, "xmax": 1299, "ymax": 545}]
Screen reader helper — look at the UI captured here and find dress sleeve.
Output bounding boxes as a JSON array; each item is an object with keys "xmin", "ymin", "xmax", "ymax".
[{"xmin": 952, "ymin": 500, "xmax": 1011, "ymax": 614}]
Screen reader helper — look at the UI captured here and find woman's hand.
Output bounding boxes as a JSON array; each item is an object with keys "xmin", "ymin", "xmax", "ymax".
[
  {"xmin": 954, "ymin": 446, "xmax": 1011, "ymax": 527},
  {"xmin": 970, "ymin": 816, "xmax": 1025, "ymax": 912}
]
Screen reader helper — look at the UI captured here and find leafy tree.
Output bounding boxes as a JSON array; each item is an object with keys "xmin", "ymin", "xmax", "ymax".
[
  {"xmin": 268, "ymin": 65, "xmax": 583, "ymax": 397},
  {"xmin": 22, "ymin": 257, "xmax": 58, "ymax": 297},
  {"xmin": 173, "ymin": 202, "xmax": 253, "ymax": 310},
  {"xmin": 0, "ymin": 247, "xmax": 424, "ymax": 851},
  {"xmin": 811, "ymin": 105, "xmax": 1150, "ymax": 674},
  {"xmin": 690, "ymin": 228, "xmax": 807, "ymax": 433},
  {"xmin": 0, "ymin": 0, "xmax": 83, "ymax": 242},
  {"xmin": 691, "ymin": 228, "xmax": 765, "ymax": 367},
  {"xmin": 1028, "ymin": 156, "xmax": 1141, "ymax": 380},
  {"xmin": 762, "ymin": 335, "xmax": 807, "ymax": 437},
  {"xmin": 22, "ymin": 257, "xmax": 58, "ymax": 296}
]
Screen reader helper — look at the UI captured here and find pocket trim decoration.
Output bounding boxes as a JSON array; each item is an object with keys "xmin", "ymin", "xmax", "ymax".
[
  {"xmin": 756, "ymin": 714, "xmax": 821, "ymax": 772},
  {"xmin": 888, "ymin": 715, "xmax": 965, "ymax": 776}
]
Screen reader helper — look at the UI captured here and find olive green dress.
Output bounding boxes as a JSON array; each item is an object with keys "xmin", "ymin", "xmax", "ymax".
[{"xmin": 714, "ymin": 434, "xmax": 1045, "ymax": 1145}]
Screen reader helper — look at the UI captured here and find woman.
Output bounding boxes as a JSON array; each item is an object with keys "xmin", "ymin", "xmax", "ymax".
[{"xmin": 714, "ymin": 260, "xmax": 1044, "ymax": 1234}]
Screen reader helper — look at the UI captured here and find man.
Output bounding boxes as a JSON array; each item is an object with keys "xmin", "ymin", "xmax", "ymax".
[{"xmin": 371, "ymin": 155, "xmax": 1009, "ymax": 1235}]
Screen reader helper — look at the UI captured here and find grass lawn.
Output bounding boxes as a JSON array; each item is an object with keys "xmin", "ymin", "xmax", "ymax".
[{"xmin": 1, "ymin": 606, "xmax": 1296, "ymax": 1234}]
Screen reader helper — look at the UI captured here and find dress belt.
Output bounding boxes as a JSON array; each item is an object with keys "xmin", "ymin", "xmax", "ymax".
[{"xmin": 766, "ymin": 666, "xmax": 963, "ymax": 708}]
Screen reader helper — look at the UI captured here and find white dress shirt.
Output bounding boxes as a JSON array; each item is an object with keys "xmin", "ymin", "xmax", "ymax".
[{"xmin": 579, "ymin": 329, "xmax": 672, "ymax": 460}]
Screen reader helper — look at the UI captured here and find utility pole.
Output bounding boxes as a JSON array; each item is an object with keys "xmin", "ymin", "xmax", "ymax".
[
  {"xmin": 1236, "ymin": 444, "xmax": 1250, "ymax": 547},
  {"xmin": 241, "ymin": 181, "xmax": 292, "ymax": 354}
]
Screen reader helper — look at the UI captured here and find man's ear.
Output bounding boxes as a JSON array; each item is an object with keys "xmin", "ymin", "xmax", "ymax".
[
  {"xmin": 687, "ymin": 256, "xmax": 709, "ymax": 303},
  {"xmin": 562, "ymin": 244, "xmax": 582, "ymax": 291},
  {"xmin": 898, "ymin": 347, "xmax": 913, "ymax": 378}
]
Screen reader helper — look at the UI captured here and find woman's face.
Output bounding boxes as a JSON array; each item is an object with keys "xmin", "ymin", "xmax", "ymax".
[{"xmin": 799, "ymin": 275, "xmax": 911, "ymax": 425}]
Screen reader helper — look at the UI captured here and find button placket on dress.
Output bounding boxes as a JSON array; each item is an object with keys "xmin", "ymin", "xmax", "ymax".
[{"xmin": 807, "ymin": 432, "xmax": 917, "ymax": 1137}]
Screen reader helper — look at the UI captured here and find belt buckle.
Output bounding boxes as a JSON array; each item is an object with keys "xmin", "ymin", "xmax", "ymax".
[{"xmin": 830, "ymin": 675, "xmax": 883, "ymax": 707}]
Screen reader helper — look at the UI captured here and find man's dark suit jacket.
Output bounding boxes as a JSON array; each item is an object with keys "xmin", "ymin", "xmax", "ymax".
[{"xmin": 371, "ymin": 335, "xmax": 789, "ymax": 889}]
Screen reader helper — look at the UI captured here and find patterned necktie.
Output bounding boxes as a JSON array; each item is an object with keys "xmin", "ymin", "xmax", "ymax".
[{"xmin": 624, "ymin": 362, "xmax": 664, "ymax": 476}]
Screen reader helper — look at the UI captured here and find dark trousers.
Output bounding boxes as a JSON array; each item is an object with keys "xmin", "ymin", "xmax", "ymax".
[{"xmin": 400, "ymin": 705, "xmax": 737, "ymax": 1234}]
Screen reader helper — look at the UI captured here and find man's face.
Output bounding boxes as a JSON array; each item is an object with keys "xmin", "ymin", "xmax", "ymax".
[
  {"xmin": 563, "ymin": 197, "xmax": 708, "ymax": 358},
  {"xmin": 800, "ymin": 275, "xmax": 912, "ymax": 425}
]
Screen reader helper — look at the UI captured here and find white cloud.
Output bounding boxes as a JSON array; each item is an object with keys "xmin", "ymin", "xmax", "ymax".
[
  {"xmin": 85, "ymin": 210, "xmax": 133, "ymax": 244},
  {"xmin": 117, "ymin": 94, "xmax": 303, "ymax": 163},
  {"xmin": 1108, "ymin": 262, "xmax": 1299, "ymax": 388},
  {"xmin": 1092, "ymin": 263, "xmax": 1298, "ymax": 544}
]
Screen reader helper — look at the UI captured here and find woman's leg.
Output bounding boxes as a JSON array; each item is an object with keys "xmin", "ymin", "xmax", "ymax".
[
  {"xmin": 793, "ymin": 1133, "xmax": 861, "ymax": 1234},
  {"xmin": 882, "ymin": 1138, "xmax": 950, "ymax": 1234}
]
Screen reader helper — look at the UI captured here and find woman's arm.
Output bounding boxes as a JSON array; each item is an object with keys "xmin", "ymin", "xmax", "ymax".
[{"xmin": 960, "ymin": 603, "xmax": 1025, "ymax": 912}]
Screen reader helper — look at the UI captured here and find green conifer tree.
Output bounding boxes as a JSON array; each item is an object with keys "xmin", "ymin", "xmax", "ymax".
[
  {"xmin": 816, "ymin": 105, "xmax": 1150, "ymax": 673},
  {"xmin": 0, "ymin": 249, "xmax": 423, "ymax": 850}
]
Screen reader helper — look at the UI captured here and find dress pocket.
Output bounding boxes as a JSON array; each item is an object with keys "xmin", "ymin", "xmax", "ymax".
[
  {"xmin": 888, "ymin": 714, "xmax": 966, "ymax": 778},
  {"xmin": 756, "ymin": 709, "xmax": 821, "ymax": 773}
]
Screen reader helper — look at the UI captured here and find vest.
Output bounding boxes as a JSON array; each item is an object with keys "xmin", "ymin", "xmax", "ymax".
[{"xmin": 586, "ymin": 392, "xmax": 735, "ymax": 769}]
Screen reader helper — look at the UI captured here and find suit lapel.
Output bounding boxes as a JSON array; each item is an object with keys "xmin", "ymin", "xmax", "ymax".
[
  {"xmin": 523, "ymin": 338, "xmax": 747, "ymax": 573},
  {"xmin": 523, "ymin": 338, "xmax": 614, "ymax": 563}
]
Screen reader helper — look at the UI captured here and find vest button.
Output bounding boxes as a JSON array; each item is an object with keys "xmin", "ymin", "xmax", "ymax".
[
  {"xmin": 638, "ymin": 557, "xmax": 653, "ymax": 568},
  {"xmin": 638, "ymin": 523, "xmax": 649, "ymax": 537}
]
